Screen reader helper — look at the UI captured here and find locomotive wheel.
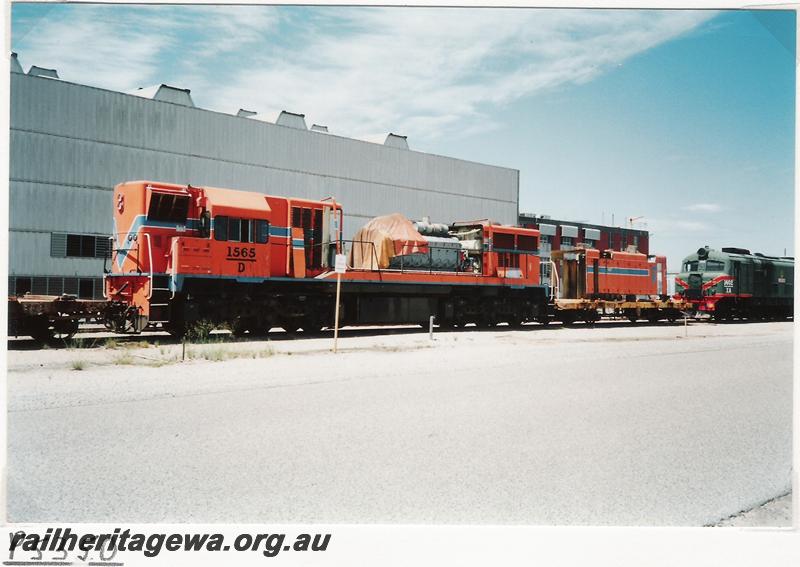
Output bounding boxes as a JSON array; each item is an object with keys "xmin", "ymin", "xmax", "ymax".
[
  {"xmin": 560, "ymin": 313, "xmax": 575, "ymax": 327},
  {"xmin": 301, "ymin": 315, "xmax": 324, "ymax": 335},
  {"xmin": 230, "ymin": 319, "xmax": 250, "ymax": 337},
  {"xmin": 167, "ymin": 324, "xmax": 187, "ymax": 339}
]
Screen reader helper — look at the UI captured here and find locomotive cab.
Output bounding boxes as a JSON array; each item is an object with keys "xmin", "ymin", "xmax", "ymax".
[{"xmin": 106, "ymin": 182, "xmax": 275, "ymax": 331}]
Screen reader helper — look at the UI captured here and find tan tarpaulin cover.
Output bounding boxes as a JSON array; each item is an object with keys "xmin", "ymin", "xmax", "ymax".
[{"xmin": 348, "ymin": 213, "xmax": 429, "ymax": 270}]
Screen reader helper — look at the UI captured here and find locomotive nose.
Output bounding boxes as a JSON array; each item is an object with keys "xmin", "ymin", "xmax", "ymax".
[{"xmin": 684, "ymin": 273, "xmax": 703, "ymax": 300}]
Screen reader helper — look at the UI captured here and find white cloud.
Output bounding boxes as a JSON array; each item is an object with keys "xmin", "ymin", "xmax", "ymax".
[
  {"xmin": 202, "ymin": 8, "xmax": 714, "ymax": 143},
  {"xmin": 12, "ymin": 6, "xmax": 279, "ymax": 91},
  {"xmin": 13, "ymin": 7, "xmax": 713, "ymax": 144},
  {"xmin": 13, "ymin": 7, "xmax": 171, "ymax": 91},
  {"xmin": 648, "ymin": 217, "xmax": 712, "ymax": 234},
  {"xmin": 683, "ymin": 203, "xmax": 722, "ymax": 213}
]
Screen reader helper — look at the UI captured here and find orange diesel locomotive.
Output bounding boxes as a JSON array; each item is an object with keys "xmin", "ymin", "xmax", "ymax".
[
  {"xmin": 549, "ymin": 247, "xmax": 684, "ymax": 324},
  {"xmin": 104, "ymin": 181, "xmax": 548, "ymax": 336}
]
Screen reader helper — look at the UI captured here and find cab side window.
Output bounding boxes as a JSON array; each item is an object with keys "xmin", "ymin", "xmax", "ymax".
[{"xmin": 214, "ymin": 216, "xmax": 269, "ymax": 244}]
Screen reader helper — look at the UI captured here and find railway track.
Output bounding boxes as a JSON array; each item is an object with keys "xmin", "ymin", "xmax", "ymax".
[{"xmin": 8, "ymin": 316, "xmax": 773, "ymax": 352}]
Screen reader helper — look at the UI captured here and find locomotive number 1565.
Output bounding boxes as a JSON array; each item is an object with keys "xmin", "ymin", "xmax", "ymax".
[{"xmin": 226, "ymin": 246, "xmax": 257, "ymax": 260}]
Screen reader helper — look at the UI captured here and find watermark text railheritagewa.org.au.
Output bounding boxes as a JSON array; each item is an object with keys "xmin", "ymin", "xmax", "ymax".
[{"xmin": 8, "ymin": 527, "xmax": 331, "ymax": 562}]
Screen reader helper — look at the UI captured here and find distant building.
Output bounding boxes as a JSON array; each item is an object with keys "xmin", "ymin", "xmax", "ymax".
[{"xmin": 518, "ymin": 213, "xmax": 650, "ymax": 285}]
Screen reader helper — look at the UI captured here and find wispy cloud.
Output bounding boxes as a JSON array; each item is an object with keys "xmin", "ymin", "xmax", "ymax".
[
  {"xmin": 12, "ymin": 6, "xmax": 713, "ymax": 143},
  {"xmin": 683, "ymin": 203, "xmax": 722, "ymax": 213},
  {"xmin": 206, "ymin": 9, "xmax": 714, "ymax": 143},
  {"xmin": 649, "ymin": 217, "xmax": 712, "ymax": 234},
  {"xmin": 12, "ymin": 5, "xmax": 279, "ymax": 91}
]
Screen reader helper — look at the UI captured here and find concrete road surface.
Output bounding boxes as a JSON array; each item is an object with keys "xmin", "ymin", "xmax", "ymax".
[{"xmin": 7, "ymin": 321, "xmax": 792, "ymax": 525}]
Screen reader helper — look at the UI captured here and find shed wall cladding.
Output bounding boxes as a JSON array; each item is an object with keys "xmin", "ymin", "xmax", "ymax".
[{"xmin": 10, "ymin": 73, "xmax": 518, "ymax": 284}]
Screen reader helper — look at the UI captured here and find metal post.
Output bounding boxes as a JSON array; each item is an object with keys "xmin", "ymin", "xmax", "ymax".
[
  {"xmin": 684, "ymin": 313, "xmax": 688, "ymax": 338},
  {"xmin": 429, "ymin": 315, "xmax": 434, "ymax": 340},
  {"xmin": 333, "ymin": 271, "xmax": 342, "ymax": 353},
  {"xmin": 182, "ymin": 337, "xmax": 186, "ymax": 361}
]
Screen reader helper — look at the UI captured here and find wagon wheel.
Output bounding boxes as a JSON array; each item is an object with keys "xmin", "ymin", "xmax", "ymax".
[
  {"xmin": 28, "ymin": 317, "xmax": 54, "ymax": 343},
  {"xmin": 53, "ymin": 318, "xmax": 80, "ymax": 341},
  {"xmin": 29, "ymin": 317, "xmax": 79, "ymax": 343}
]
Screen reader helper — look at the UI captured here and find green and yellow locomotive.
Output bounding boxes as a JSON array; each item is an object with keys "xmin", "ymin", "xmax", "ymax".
[{"xmin": 675, "ymin": 246, "xmax": 793, "ymax": 320}]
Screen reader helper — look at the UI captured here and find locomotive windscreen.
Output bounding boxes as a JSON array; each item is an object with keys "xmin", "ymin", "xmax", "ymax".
[{"xmin": 147, "ymin": 192, "xmax": 190, "ymax": 223}]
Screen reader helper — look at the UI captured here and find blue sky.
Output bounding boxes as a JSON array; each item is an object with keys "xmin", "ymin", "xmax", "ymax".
[{"xmin": 11, "ymin": 6, "xmax": 795, "ymax": 270}]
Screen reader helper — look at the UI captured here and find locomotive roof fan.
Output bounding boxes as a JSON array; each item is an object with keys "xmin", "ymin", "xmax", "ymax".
[{"xmin": 697, "ymin": 246, "xmax": 709, "ymax": 259}]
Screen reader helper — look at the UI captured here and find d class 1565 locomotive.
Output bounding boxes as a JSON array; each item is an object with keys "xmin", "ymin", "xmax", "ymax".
[
  {"xmin": 675, "ymin": 246, "xmax": 794, "ymax": 320},
  {"xmin": 103, "ymin": 181, "xmax": 549, "ymax": 336}
]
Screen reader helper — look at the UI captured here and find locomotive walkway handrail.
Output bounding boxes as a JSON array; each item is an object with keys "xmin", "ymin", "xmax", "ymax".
[
  {"xmin": 145, "ymin": 233, "xmax": 154, "ymax": 300},
  {"xmin": 549, "ymin": 260, "xmax": 560, "ymax": 300}
]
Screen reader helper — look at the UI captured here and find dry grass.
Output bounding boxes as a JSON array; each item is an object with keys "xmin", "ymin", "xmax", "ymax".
[
  {"xmin": 185, "ymin": 344, "xmax": 275, "ymax": 363},
  {"xmin": 70, "ymin": 360, "xmax": 87, "ymax": 371},
  {"xmin": 122, "ymin": 340, "xmax": 151, "ymax": 350},
  {"xmin": 112, "ymin": 353, "xmax": 135, "ymax": 365}
]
